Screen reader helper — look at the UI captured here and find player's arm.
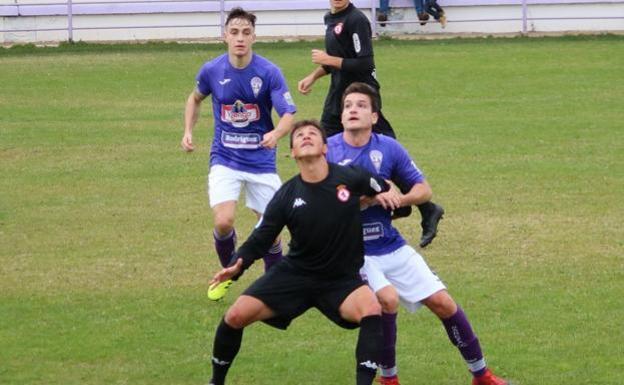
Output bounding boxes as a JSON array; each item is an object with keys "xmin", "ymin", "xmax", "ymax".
[
  {"xmin": 261, "ymin": 112, "xmax": 295, "ymax": 149},
  {"xmin": 181, "ymin": 88, "xmax": 207, "ymax": 152},
  {"xmin": 388, "ymin": 142, "xmax": 433, "ymax": 207},
  {"xmin": 394, "ymin": 180, "xmax": 432, "ymax": 207},
  {"xmin": 298, "ymin": 65, "xmax": 328, "ymax": 95},
  {"xmin": 311, "ymin": 14, "xmax": 375, "ymax": 73}
]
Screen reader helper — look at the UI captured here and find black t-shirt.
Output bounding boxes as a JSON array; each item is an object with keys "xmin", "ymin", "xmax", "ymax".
[
  {"xmin": 235, "ymin": 163, "xmax": 388, "ymax": 278},
  {"xmin": 321, "ymin": 3, "xmax": 381, "ymax": 132}
]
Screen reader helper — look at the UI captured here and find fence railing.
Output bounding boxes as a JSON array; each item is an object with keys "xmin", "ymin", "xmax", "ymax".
[{"xmin": 1, "ymin": 0, "xmax": 623, "ymax": 42}]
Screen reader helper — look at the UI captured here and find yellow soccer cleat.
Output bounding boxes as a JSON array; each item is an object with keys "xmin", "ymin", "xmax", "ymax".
[{"xmin": 207, "ymin": 279, "xmax": 233, "ymax": 301}]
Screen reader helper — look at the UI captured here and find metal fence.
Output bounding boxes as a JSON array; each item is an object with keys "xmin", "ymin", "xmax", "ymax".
[{"xmin": 1, "ymin": 0, "xmax": 623, "ymax": 42}]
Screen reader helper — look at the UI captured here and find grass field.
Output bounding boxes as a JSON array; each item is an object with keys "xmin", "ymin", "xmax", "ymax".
[{"xmin": 1, "ymin": 35, "xmax": 623, "ymax": 385}]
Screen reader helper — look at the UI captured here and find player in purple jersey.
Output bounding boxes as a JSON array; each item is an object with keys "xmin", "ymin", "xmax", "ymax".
[
  {"xmin": 297, "ymin": 0, "xmax": 445, "ymax": 249},
  {"xmin": 327, "ymin": 83, "xmax": 510, "ymax": 385},
  {"xmin": 181, "ymin": 8, "xmax": 296, "ymax": 300}
]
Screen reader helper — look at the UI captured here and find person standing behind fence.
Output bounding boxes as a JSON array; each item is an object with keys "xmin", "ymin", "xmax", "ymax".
[
  {"xmin": 181, "ymin": 7, "xmax": 296, "ymax": 301},
  {"xmin": 297, "ymin": 0, "xmax": 445, "ymax": 248}
]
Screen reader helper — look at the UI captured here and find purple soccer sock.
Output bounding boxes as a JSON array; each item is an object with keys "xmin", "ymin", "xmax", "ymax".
[
  {"xmin": 213, "ymin": 229, "xmax": 236, "ymax": 267},
  {"xmin": 441, "ymin": 306, "xmax": 487, "ymax": 377},
  {"xmin": 262, "ymin": 241, "xmax": 282, "ymax": 272},
  {"xmin": 380, "ymin": 312, "xmax": 398, "ymax": 377}
]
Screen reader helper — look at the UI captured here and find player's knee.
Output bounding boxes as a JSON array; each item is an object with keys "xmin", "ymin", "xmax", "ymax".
[
  {"xmin": 224, "ymin": 306, "xmax": 252, "ymax": 329},
  {"xmin": 361, "ymin": 298, "xmax": 382, "ymax": 318},
  {"xmin": 424, "ymin": 290, "xmax": 457, "ymax": 319},
  {"xmin": 213, "ymin": 215, "xmax": 235, "ymax": 235},
  {"xmin": 377, "ymin": 288, "xmax": 400, "ymax": 313}
]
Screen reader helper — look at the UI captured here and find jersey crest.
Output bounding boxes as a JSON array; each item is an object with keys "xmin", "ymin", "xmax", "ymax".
[
  {"xmin": 221, "ymin": 100, "xmax": 260, "ymax": 128},
  {"xmin": 336, "ymin": 184, "xmax": 351, "ymax": 202},
  {"xmin": 250, "ymin": 76, "xmax": 262, "ymax": 97},
  {"xmin": 369, "ymin": 150, "xmax": 383, "ymax": 173},
  {"xmin": 334, "ymin": 22, "xmax": 344, "ymax": 35}
]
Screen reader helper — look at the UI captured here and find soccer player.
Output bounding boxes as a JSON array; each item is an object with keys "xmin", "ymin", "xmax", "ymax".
[
  {"xmin": 181, "ymin": 8, "xmax": 296, "ymax": 299},
  {"xmin": 206, "ymin": 120, "xmax": 393, "ymax": 385},
  {"xmin": 297, "ymin": 0, "xmax": 444, "ymax": 248},
  {"xmin": 326, "ymin": 83, "xmax": 510, "ymax": 385}
]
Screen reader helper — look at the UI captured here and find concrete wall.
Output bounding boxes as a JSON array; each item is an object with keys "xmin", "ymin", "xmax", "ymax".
[{"xmin": 1, "ymin": 0, "xmax": 623, "ymax": 44}]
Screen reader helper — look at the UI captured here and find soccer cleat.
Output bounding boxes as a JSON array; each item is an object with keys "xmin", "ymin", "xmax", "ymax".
[
  {"xmin": 419, "ymin": 202, "xmax": 444, "ymax": 248},
  {"xmin": 472, "ymin": 369, "xmax": 510, "ymax": 385},
  {"xmin": 377, "ymin": 12, "xmax": 388, "ymax": 27},
  {"xmin": 439, "ymin": 12, "xmax": 448, "ymax": 28},
  {"xmin": 391, "ymin": 205, "xmax": 413, "ymax": 220},
  {"xmin": 418, "ymin": 12, "xmax": 430, "ymax": 26},
  {"xmin": 377, "ymin": 375, "xmax": 401, "ymax": 385},
  {"xmin": 207, "ymin": 279, "xmax": 233, "ymax": 301}
]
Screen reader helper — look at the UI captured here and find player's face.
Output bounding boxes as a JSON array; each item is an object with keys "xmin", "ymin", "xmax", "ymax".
[
  {"xmin": 330, "ymin": 0, "xmax": 350, "ymax": 13},
  {"xmin": 341, "ymin": 92, "xmax": 378, "ymax": 133},
  {"xmin": 291, "ymin": 125, "xmax": 327, "ymax": 160},
  {"xmin": 224, "ymin": 18, "xmax": 255, "ymax": 58}
]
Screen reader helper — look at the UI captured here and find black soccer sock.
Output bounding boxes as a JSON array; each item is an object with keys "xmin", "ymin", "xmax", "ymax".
[
  {"xmin": 209, "ymin": 318, "xmax": 244, "ymax": 385},
  {"xmin": 417, "ymin": 200, "xmax": 436, "ymax": 217},
  {"xmin": 356, "ymin": 315, "xmax": 383, "ymax": 385}
]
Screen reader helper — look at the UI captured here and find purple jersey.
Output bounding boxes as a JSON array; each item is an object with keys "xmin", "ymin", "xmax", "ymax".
[
  {"xmin": 327, "ymin": 133, "xmax": 425, "ymax": 255},
  {"xmin": 196, "ymin": 53, "xmax": 297, "ymax": 173}
]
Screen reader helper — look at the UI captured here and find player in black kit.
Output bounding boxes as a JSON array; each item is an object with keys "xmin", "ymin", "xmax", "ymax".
[
  {"xmin": 298, "ymin": 0, "xmax": 445, "ymax": 247},
  {"xmin": 206, "ymin": 119, "xmax": 399, "ymax": 385},
  {"xmin": 298, "ymin": 0, "xmax": 393, "ymax": 138}
]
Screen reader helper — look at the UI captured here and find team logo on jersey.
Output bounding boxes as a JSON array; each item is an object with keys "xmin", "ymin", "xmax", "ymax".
[
  {"xmin": 363, "ymin": 222, "xmax": 384, "ymax": 241},
  {"xmin": 221, "ymin": 131, "xmax": 261, "ymax": 149},
  {"xmin": 338, "ymin": 159, "xmax": 352, "ymax": 166},
  {"xmin": 221, "ymin": 100, "xmax": 260, "ymax": 128},
  {"xmin": 283, "ymin": 91, "xmax": 295, "ymax": 106},
  {"xmin": 369, "ymin": 150, "xmax": 383, "ymax": 173},
  {"xmin": 250, "ymin": 76, "xmax": 262, "ymax": 97},
  {"xmin": 336, "ymin": 184, "xmax": 351, "ymax": 202},
  {"xmin": 334, "ymin": 22, "xmax": 344, "ymax": 35},
  {"xmin": 293, "ymin": 197, "xmax": 306, "ymax": 208},
  {"xmin": 353, "ymin": 33, "xmax": 361, "ymax": 53}
]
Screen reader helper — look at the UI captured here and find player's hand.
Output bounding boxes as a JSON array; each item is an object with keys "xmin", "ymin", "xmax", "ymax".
[
  {"xmin": 298, "ymin": 76, "xmax": 315, "ymax": 95},
  {"xmin": 209, "ymin": 258, "xmax": 243, "ymax": 286},
  {"xmin": 374, "ymin": 185, "xmax": 402, "ymax": 211},
  {"xmin": 311, "ymin": 49, "xmax": 330, "ymax": 66},
  {"xmin": 261, "ymin": 131, "xmax": 278, "ymax": 149},
  {"xmin": 360, "ymin": 195, "xmax": 376, "ymax": 210},
  {"xmin": 181, "ymin": 132, "xmax": 194, "ymax": 152}
]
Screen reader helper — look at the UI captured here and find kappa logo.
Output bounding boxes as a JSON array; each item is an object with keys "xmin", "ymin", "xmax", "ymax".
[
  {"xmin": 359, "ymin": 360, "xmax": 379, "ymax": 370},
  {"xmin": 293, "ymin": 198, "xmax": 306, "ymax": 208},
  {"xmin": 212, "ymin": 357, "xmax": 231, "ymax": 366},
  {"xmin": 336, "ymin": 184, "xmax": 351, "ymax": 202},
  {"xmin": 219, "ymin": 78, "xmax": 231, "ymax": 85}
]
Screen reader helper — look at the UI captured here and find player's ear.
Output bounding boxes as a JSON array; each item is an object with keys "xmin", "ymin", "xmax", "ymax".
[
  {"xmin": 322, "ymin": 143, "xmax": 328, "ymax": 156},
  {"xmin": 371, "ymin": 111, "xmax": 379, "ymax": 125}
]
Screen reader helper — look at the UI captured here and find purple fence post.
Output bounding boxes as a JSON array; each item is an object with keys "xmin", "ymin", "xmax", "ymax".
[
  {"xmin": 219, "ymin": 0, "xmax": 225, "ymax": 36},
  {"xmin": 371, "ymin": 0, "xmax": 378, "ymax": 36},
  {"xmin": 522, "ymin": 0, "xmax": 528, "ymax": 34},
  {"xmin": 67, "ymin": 0, "xmax": 74, "ymax": 42}
]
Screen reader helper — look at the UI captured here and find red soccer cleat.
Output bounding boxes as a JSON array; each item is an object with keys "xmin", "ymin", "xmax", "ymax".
[
  {"xmin": 377, "ymin": 375, "xmax": 401, "ymax": 385},
  {"xmin": 472, "ymin": 369, "xmax": 510, "ymax": 385}
]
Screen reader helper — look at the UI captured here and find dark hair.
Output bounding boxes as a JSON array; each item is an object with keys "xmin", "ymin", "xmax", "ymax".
[
  {"xmin": 342, "ymin": 82, "xmax": 380, "ymax": 113},
  {"xmin": 225, "ymin": 7, "xmax": 256, "ymax": 28},
  {"xmin": 289, "ymin": 119, "xmax": 327, "ymax": 148}
]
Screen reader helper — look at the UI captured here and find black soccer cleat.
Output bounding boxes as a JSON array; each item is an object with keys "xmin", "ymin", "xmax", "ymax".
[
  {"xmin": 391, "ymin": 205, "xmax": 413, "ymax": 220},
  {"xmin": 377, "ymin": 12, "xmax": 388, "ymax": 27},
  {"xmin": 419, "ymin": 202, "xmax": 444, "ymax": 248}
]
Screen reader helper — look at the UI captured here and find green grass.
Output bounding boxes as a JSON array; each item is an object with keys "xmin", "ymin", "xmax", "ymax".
[{"xmin": 1, "ymin": 35, "xmax": 623, "ymax": 385}]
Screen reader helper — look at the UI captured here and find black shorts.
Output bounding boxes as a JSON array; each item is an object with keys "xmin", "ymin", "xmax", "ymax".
[{"xmin": 242, "ymin": 262, "xmax": 366, "ymax": 330}]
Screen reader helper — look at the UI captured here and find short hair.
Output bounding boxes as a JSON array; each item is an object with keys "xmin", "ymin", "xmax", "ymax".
[
  {"xmin": 289, "ymin": 119, "xmax": 328, "ymax": 148},
  {"xmin": 342, "ymin": 82, "xmax": 380, "ymax": 113},
  {"xmin": 225, "ymin": 7, "xmax": 256, "ymax": 28}
]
